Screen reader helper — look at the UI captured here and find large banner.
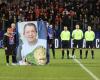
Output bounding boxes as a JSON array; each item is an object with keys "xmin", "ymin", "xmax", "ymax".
[{"xmin": 16, "ymin": 21, "xmax": 48, "ymax": 65}]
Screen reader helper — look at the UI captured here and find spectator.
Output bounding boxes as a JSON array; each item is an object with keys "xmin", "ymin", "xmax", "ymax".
[{"xmin": 3, "ymin": 27, "xmax": 17, "ymax": 65}]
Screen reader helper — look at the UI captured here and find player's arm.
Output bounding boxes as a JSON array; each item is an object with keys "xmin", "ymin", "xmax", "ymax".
[
  {"xmin": 81, "ymin": 30, "xmax": 83, "ymax": 39},
  {"xmin": 3, "ymin": 34, "xmax": 7, "ymax": 49},
  {"xmin": 69, "ymin": 31, "xmax": 71, "ymax": 40},
  {"xmin": 60, "ymin": 31, "xmax": 63, "ymax": 40},
  {"xmin": 84, "ymin": 32, "xmax": 86, "ymax": 40},
  {"xmin": 72, "ymin": 30, "xmax": 74, "ymax": 39},
  {"xmin": 93, "ymin": 31, "xmax": 95, "ymax": 40}
]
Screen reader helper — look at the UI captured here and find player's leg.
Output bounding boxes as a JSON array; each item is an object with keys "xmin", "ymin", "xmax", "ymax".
[
  {"xmin": 51, "ymin": 43, "xmax": 55, "ymax": 59},
  {"xmin": 6, "ymin": 55, "xmax": 9, "ymax": 64},
  {"xmin": 66, "ymin": 41, "xmax": 70, "ymax": 59},
  {"xmin": 62, "ymin": 49, "xmax": 64, "ymax": 59},
  {"xmin": 12, "ymin": 51, "xmax": 17, "ymax": 63},
  {"xmin": 80, "ymin": 49, "xmax": 82, "ymax": 59},
  {"xmin": 5, "ymin": 49, "xmax": 10, "ymax": 65},
  {"xmin": 67, "ymin": 49, "xmax": 69, "ymax": 59},
  {"xmin": 91, "ymin": 49, "xmax": 94, "ymax": 59},
  {"xmin": 72, "ymin": 40, "xmax": 76, "ymax": 56},
  {"xmin": 90, "ymin": 41, "xmax": 94, "ymax": 59},
  {"xmin": 61, "ymin": 41, "xmax": 65, "ymax": 59},
  {"xmin": 78, "ymin": 40, "xmax": 83, "ymax": 59},
  {"xmin": 72, "ymin": 48, "xmax": 75, "ymax": 56},
  {"xmin": 84, "ymin": 41, "xmax": 89, "ymax": 59},
  {"xmin": 85, "ymin": 49, "xmax": 88, "ymax": 59}
]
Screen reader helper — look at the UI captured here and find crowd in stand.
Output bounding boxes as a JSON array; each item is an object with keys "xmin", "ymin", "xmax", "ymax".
[{"xmin": 0, "ymin": 0, "xmax": 100, "ymax": 33}]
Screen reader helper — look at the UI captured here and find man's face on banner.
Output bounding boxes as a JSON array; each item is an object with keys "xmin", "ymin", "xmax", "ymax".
[{"xmin": 24, "ymin": 25, "xmax": 37, "ymax": 43}]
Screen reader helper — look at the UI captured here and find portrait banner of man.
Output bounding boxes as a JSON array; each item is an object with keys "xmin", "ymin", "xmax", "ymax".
[{"xmin": 16, "ymin": 21, "xmax": 48, "ymax": 65}]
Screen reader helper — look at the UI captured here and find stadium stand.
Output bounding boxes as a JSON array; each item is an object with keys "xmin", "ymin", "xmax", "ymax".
[
  {"xmin": 0, "ymin": 0, "xmax": 100, "ymax": 37},
  {"xmin": 0, "ymin": 0, "xmax": 100, "ymax": 60}
]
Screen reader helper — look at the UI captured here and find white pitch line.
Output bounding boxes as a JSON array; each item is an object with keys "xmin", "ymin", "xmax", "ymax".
[{"xmin": 70, "ymin": 55, "xmax": 100, "ymax": 80}]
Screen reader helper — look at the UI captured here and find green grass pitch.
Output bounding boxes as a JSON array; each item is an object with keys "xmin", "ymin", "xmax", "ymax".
[{"xmin": 0, "ymin": 48, "xmax": 100, "ymax": 80}]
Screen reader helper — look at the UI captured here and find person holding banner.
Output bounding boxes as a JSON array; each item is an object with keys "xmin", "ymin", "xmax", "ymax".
[
  {"xmin": 47, "ymin": 23, "xmax": 55, "ymax": 59},
  {"xmin": 17, "ymin": 23, "xmax": 47, "ymax": 65},
  {"xmin": 3, "ymin": 27, "xmax": 17, "ymax": 65},
  {"xmin": 60, "ymin": 26, "xmax": 70, "ymax": 59},
  {"xmin": 84, "ymin": 26, "xmax": 95, "ymax": 59},
  {"xmin": 72, "ymin": 24, "xmax": 83, "ymax": 59}
]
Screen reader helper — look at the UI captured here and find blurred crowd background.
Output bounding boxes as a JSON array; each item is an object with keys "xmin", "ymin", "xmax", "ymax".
[{"xmin": 0, "ymin": 0, "xmax": 100, "ymax": 36}]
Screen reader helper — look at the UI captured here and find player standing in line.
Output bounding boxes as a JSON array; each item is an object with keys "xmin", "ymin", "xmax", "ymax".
[
  {"xmin": 60, "ymin": 26, "xmax": 70, "ymax": 59},
  {"xmin": 72, "ymin": 24, "xmax": 83, "ymax": 59},
  {"xmin": 84, "ymin": 26, "xmax": 95, "ymax": 59}
]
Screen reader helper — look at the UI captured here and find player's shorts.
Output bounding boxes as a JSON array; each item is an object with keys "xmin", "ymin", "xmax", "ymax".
[
  {"xmin": 61, "ymin": 40, "xmax": 70, "ymax": 49},
  {"xmin": 48, "ymin": 39, "xmax": 54, "ymax": 44},
  {"xmin": 86, "ymin": 41, "xmax": 94, "ymax": 48},
  {"xmin": 73, "ymin": 39, "xmax": 83, "ymax": 48}
]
